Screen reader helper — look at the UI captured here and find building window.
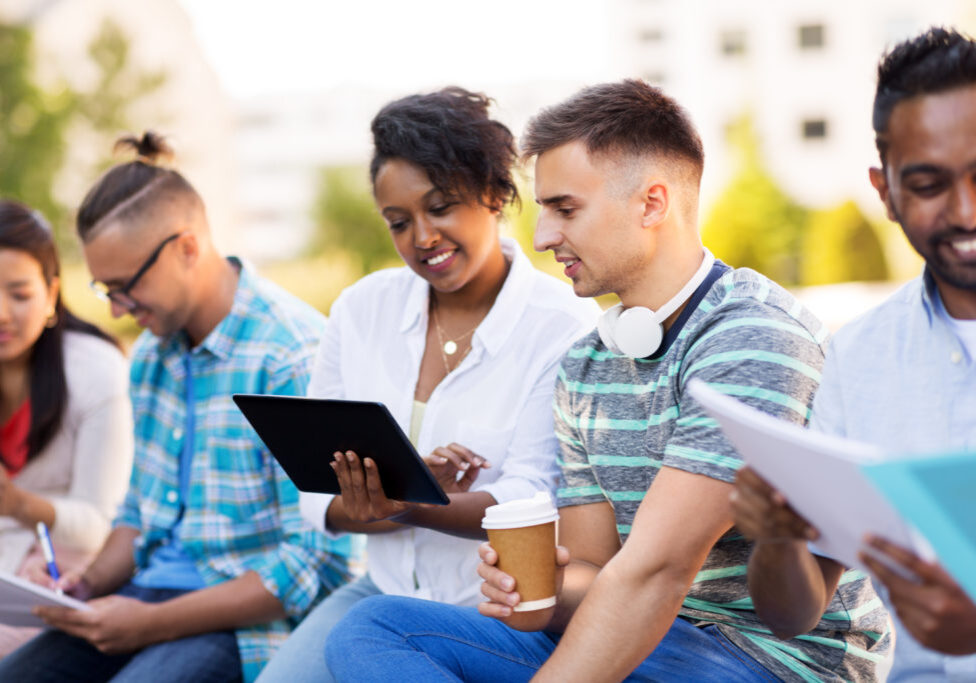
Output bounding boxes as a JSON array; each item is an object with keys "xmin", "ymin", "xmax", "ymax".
[
  {"xmin": 639, "ymin": 28, "xmax": 664, "ymax": 43},
  {"xmin": 720, "ymin": 29, "xmax": 747, "ymax": 56},
  {"xmin": 798, "ymin": 23, "xmax": 825, "ymax": 49},
  {"xmin": 802, "ymin": 118, "xmax": 828, "ymax": 140}
]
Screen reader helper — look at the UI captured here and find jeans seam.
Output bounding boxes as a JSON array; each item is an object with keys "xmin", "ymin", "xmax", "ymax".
[
  {"xmin": 404, "ymin": 631, "xmax": 547, "ymax": 671},
  {"xmin": 416, "ymin": 650, "xmax": 473, "ymax": 683}
]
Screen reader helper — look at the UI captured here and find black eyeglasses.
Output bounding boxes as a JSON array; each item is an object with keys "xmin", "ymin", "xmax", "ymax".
[{"xmin": 89, "ymin": 232, "xmax": 183, "ymax": 310}]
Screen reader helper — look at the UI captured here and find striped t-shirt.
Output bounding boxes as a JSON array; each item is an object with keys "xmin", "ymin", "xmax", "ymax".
[{"xmin": 555, "ymin": 265, "xmax": 891, "ymax": 682}]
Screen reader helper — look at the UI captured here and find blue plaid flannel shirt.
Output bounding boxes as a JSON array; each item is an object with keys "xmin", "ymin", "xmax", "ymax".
[{"xmin": 116, "ymin": 262, "xmax": 353, "ymax": 681}]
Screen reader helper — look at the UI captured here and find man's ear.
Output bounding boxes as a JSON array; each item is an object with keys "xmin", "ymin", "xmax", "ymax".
[
  {"xmin": 869, "ymin": 166, "xmax": 897, "ymax": 222},
  {"xmin": 640, "ymin": 181, "xmax": 670, "ymax": 229},
  {"xmin": 176, "ymin": 231, "xmax": 200, "ymax": 267}
]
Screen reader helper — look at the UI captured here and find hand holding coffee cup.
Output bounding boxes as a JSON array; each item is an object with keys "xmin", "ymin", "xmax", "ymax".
[{"xmin": 479, "ymin": 492, "xmax": 563, "ymax": 631}]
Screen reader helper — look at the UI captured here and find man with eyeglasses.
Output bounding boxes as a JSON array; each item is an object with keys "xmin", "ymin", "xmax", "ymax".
[
  {"xmin": 0, "ymin": 137, "xmax": 354, "ymax": 683},
  {"xmin": 88, "ymin": 231, "xmax": 183, "ymax": 316}
]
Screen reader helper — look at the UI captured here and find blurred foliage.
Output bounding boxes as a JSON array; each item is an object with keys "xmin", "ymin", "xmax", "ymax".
[
  {"xmin": 0, "ymin": 23, "xmax": 75, "ymax": 236},
  {"xmin": 502, "ymin": 177, "xmax": 549, "ymax": 267},
  {"xmin": 78, "ymin": 20, "xmax": 167, "ymax": 175},
  {"xmin": 309, "ymin": 166, "xmax": 399, "ymax": 275},
  {"xmin": 702, "ymin": 117, "xmax": 808, "ymax": 286},
  {"xmin": 800, "ymin": 201, "xmax": 889, "ymax": 285},
  {"xmin": 0, "ymin": 19, "xmax": 165, "ymax": 257},
  {"xmin": 704, "ymin": 116, "xmax": 890, "ymax": 287}
]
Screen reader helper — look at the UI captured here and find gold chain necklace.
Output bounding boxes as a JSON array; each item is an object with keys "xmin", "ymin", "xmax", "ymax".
[{"xmin": 431, "ymin": 303, "xmax": 480, "ymax": 373}]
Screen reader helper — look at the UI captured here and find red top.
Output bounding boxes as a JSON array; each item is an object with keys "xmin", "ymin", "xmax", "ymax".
[{"xmin": 0, "ymin": 400, "xmax": 31, "ymax": 476}]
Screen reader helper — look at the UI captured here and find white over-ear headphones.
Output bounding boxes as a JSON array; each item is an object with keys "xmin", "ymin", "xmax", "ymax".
[{"xmin": 598, "ymin": 250, "xmax": 716, "ymax": 358}]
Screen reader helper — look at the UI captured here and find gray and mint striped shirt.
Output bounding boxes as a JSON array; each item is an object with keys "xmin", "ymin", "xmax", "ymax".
[{"xmin": 555, "ymin": 266, "xmax": 891, "ymax": 682}]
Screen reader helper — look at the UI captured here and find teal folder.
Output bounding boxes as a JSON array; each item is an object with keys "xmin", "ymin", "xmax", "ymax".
[{"xmin": 862, "ymin": 452, "xmax": 976, "ymax": 603}]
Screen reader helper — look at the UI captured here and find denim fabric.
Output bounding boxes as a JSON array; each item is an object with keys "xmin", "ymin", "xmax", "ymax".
[
  {"xmin": 256, "ymin": 574, "xmax": 380, "ymax": 683},
  {"xmin": 0, "ymin": 584, "xmax": 241, "ymax": 683},
  {"xmin": 324, "ymin": 595, "xmax": 778, "ymax": 682}
]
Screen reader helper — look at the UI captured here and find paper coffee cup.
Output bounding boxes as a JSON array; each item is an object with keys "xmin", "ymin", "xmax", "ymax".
[{"xmin": 482, "ymin": 491, "xmax": 559, "ymax": 611}]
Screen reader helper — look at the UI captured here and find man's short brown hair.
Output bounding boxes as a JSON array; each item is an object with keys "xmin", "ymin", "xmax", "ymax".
[{"xmin": 522, "ymin": 79, "xmax": 704, "ymax": 182}]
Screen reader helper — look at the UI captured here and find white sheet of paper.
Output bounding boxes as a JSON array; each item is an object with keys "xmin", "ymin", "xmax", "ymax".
[
  {"xmin": 0, "ymin": 570, "xmax": 91, "ymax": 627},
  {"xmin": 686, "ymin": 379, "xmax": 928, "ymax": 570}
]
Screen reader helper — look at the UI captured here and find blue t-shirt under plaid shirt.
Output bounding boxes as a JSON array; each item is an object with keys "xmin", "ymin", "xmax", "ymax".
[
  {"xmin": 556, "ymin": 265, "xmax": 891, "ymax": 682},
  {"xmin": 116, "ymin": 261, "xmax": 354, "ymax": 682}
]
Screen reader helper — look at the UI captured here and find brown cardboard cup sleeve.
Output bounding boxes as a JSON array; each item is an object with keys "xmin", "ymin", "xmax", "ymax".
[{"xmin": 482, "ymin": 492, "xmax": 559, "ymax": 611}]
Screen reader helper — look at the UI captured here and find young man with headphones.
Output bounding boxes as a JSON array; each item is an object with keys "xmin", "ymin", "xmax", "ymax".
[{"xmin": 322, "ymin": 80, "xmax": 890, "ymax": 682}]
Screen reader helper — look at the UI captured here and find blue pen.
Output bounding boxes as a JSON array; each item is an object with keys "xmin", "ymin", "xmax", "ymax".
[{"xmin": 36, "ymin": 521, "xmax": 61, "ymax": 584}]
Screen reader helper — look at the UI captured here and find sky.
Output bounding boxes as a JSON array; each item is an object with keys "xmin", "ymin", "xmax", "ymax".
[{"xmin": 178, "ymin": 0, "xmax": 613, "ymax": 98}]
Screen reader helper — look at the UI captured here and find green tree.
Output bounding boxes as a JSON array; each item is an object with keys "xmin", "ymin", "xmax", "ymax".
[
  {"xmin": 310, "ymin": 166, "xmax": 399, "ymax": 274},
  {"xmin": 77, "ymin": 19, "xmax": 167, "ymax": 166},
  {"xmin": 0, "ymin": 23, "xmax": 76, "ymax": 234},
  {"xmin": 0, "ymin": 19, "xmax": 165, "ymax": 254},
  {"xmin": 701, "ymin": 117, "xmax": 808, "ymax": 286},
  {"xmin": 800, "ymin": 200, "xmax": 889, "ymax": 285}
]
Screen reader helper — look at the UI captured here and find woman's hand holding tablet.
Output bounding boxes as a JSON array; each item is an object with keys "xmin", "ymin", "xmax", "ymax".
[
  {"xmin": 330, "ymin": 444, "xmax": 491, "ymax": 523},
  {"xmin": 330, "ymin": 450, "xmax": 416, "ymax": 523}
]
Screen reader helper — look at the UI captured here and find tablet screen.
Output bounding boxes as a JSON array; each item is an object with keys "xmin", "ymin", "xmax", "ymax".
[{"xmin": 233, "ymin": 394, "xmax": 449, "ymax": 505}]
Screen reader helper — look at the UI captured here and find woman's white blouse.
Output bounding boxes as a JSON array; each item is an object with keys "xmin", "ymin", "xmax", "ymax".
[{"xmin": 300, "ymin": 238, "xmax": 599, "ymax": 606}]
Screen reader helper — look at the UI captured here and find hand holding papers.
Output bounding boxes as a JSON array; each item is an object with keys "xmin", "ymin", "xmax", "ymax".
[
  {"xmin": 861, "ymin": 452, "xmax": 976, "ymax": 604},
  {"xmin": 0, "ymin": 570, "xmax": 90, "ymax": 627},
  {"xmin": 686, "ymin": 379, "xmax": 930, "ymax": 572}
]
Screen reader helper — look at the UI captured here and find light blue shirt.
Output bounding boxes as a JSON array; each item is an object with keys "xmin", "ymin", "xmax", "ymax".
[
  {"xmin": 810, "ymin": 269, "xmax": 976, "ymax": 682},
  {"xmin": 131, "ymin": 351, "xmax": 206, "ymax": 591},
  {"xmin": 118, "ymin": 262, "xmax": 354, "ymax": 681}
]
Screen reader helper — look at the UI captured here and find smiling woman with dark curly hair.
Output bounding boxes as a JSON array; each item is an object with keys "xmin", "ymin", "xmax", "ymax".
[{"xmin": 255, "ymin": 87, "xmax": 599, "ymax": 682}]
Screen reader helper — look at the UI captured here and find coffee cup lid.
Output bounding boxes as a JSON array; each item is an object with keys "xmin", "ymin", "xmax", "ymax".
[{"xmin": 481, "ymin": 491, "xmax": 559, "ymax": 529}]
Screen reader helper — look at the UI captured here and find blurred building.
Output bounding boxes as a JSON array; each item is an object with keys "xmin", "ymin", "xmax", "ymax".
[
  {"xmin": 235, "ymin": 86, "xmax": 388, "ymax": 260},
  {"xmin": 0, "ymin": 0, "xmax": 238, "ymax": 251},
  {"xmin": 610, "ymin": 0, "xmax": 976, "ymax": 212}
]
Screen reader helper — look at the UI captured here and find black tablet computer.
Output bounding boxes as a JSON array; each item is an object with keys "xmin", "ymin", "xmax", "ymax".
[{"xmin": 233, "ymin": 394, "xmax": 449, "ymax": 505}]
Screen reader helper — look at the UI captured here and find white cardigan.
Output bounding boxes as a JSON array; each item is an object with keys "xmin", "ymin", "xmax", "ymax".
[{"xmin": 0, "ymin": 331, "xmax": 133, "ymax": 572}]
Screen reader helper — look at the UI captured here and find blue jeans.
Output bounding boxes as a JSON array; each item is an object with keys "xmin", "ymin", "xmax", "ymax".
[
  {"xmin": 256, "ymin": 574, "xmax": 380, "ymax": 682},
  {"xmin": 0, "ymin": 583, "xmax": 241, "ymax": 683},
  {"xmin": 325, "ymin": 595, "xmax": 778, "ymax": 682}
]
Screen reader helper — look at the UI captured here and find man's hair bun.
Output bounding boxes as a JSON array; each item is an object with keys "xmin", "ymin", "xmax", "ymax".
[{"xmin": 113, "ymin": 131, "xmax": 174, "ymax": 165}]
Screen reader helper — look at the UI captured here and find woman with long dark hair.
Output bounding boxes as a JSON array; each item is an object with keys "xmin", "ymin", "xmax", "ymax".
[{"xmin": 0, "ymin": 201, "xmax": 132, "ymax": 651}]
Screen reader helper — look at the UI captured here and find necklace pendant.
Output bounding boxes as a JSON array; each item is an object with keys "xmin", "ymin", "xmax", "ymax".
[{"xmin": 444, "ymin": 340, "xmax": 458, "ymax": 355}]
